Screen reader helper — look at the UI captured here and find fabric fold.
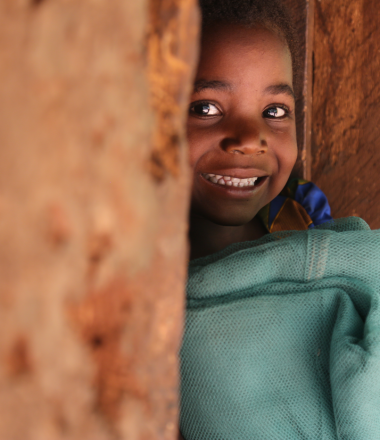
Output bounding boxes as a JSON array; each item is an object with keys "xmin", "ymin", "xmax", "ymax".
[{"xmin": 180, "ymin": 217, "xmax": 380, "ymax": 440}]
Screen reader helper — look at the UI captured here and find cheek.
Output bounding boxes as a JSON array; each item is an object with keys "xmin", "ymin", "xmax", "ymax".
[
  {"xmin": 276, "ymin": 134, "xmax": 298, "ymax": 174},
  {"xmin": 187, "ymin": 124, "xmax": 214, "ymax": 170},
  {"xmin": 187, "ymin": 133, "xmax": 199, "ymax": 169},
  {"xmin": 186, "ymin": 122, "xmax": 198, "ymax": 168},
  {"xmin": 285, "ymin": 143, "xmax": 298, "ymax": 170}
]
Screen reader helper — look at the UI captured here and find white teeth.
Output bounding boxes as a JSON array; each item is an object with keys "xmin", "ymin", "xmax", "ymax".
[{"xmin": 203, "ymin": 173, "xmax": 260, "ymax": 188}]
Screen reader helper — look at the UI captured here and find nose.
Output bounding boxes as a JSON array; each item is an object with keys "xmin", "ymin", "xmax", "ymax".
[{"xmin": 220, "ymin": 120, "xmax": 268, "ymax": 155}]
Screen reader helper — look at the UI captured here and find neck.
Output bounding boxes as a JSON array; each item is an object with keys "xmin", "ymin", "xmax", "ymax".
[{"xmin": 189, "ymin": 213, "xmax": 267, "ymax": 260}]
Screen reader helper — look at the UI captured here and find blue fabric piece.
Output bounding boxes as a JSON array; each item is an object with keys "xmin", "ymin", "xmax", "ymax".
[
  {"xmin": 293, "ymin": 181, "xmax": 332, "ymax": 227},
  {"xmin": 268, "ymin": 195, "xmax": 287, "ymax": 227}
]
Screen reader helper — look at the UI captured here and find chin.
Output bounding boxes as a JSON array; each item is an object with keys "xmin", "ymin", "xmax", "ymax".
[{"xmin": 206, "ymin": 211, "xmax": 256, "ymax": 227}]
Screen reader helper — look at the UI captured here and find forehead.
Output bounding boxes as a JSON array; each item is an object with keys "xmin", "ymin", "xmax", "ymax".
[{"xmin": 197, "ymin": 23, "xmax": 293, "ymax": 89}]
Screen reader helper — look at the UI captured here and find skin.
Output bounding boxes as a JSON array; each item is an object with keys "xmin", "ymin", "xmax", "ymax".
[{"xmin": 188, "ymin": 23, "xmax": 298, "ymax": 260}]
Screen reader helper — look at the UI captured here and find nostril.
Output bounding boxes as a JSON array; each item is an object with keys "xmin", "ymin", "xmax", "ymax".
[{"xmin": 221, "ymin": 137, "xmax": 265, "ymax": 155}]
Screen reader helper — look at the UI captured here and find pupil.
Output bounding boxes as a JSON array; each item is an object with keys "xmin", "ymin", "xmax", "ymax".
[
  {"xmin": 194, "ymin": 104, "xmax": 210, "ymax": 115},
  {"xmin": 268, "ymin": 108, "xmax": 277, "ymax": 117}
]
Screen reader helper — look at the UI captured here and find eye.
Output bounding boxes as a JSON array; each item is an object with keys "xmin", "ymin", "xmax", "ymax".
[
  {"xmin": 189, "ymin": 102, "xmax": 221, "ymax": 117},
  {"xmin": 263, "ymin": 106, "xmax": 288, "ymax": 119}
]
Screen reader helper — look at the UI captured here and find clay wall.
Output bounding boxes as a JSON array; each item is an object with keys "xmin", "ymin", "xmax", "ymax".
[
  {"xmin": 284, "ymin": 0, "xmax": 314, "ymax": 180},
  {"xmin": 0, "ymin": 1, "xmax": 198, "ymax": 439},
  {"xmin": 312, "ymin": 0, "xmax": 380, "ymax": 227}
]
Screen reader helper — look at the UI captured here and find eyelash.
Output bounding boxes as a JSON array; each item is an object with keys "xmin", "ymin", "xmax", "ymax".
[
  {"xmin": 189, "ymin": 101, "xmax": 291, "ymax": 120},
  {"xmin": 189, "ymin": 101, "xmax": 221, "ymax": 118},
  {"xmin": 263, "ymin": 104, "xmax": 290, "ymax": 119}
]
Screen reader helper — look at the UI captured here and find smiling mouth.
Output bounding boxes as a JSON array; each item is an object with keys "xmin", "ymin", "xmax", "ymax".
[{"xmin": 202, "ymin": 173, "xmax": 265, "ymax": 188}]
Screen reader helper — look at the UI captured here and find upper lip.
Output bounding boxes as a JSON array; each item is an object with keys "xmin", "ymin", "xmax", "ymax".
[{"xmin": 201, "ymin": 168, "xmax": 269, "ymax": 179}]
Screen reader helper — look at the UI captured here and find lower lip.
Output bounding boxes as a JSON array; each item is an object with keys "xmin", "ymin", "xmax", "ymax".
[{"xmin": 200, "ymin": 175, "xmax": 268, "ymax": 198}]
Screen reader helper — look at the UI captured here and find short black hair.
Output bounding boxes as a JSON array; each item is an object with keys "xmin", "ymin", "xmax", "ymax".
[{"xmin": 199, "ymin": 0, "xmax": 301, "ymax": 93}]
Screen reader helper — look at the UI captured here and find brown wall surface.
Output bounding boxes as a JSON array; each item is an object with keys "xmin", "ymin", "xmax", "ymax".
[
  {"xmin": 283, "ymin": 0, "xmax": 314, "ymax": 180},
  {"xmin": 0, "ymin": 1, "xmax": 198, "ymax": 439},
  {"xmin": 312, "ymin": 0, "xmax": 380, "ymax": 227}
]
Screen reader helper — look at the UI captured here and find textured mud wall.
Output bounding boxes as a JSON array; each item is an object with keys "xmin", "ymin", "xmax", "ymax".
[
  {"xmin": 0, "ymin": 1, "xmax": 198, "ymax": 439},
  {"xmin": 283, "ymin": 0, "xmax": 313, "ymax": 180},
  {"xmin": 312, "ymin": 0, "xmax": 380, "ymax": 227}
]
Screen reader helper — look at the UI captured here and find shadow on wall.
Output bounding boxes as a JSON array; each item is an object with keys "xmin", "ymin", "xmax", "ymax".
[{"xmin": 312, "ymin": 0, "xmax": 380, "ymax": 228}]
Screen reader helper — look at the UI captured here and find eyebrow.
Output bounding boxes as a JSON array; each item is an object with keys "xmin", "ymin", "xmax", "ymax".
[
  {"xmin": 264, "ymin": 83, "xmax": 295, "ymax": 100},
  {"xmin": 193, "ymin": 80, "xmax": 233, "ymax": 94}
]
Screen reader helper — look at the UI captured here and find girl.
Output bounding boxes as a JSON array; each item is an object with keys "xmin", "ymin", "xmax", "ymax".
[
  {"xmin": 188, "ymin": 0, "xmax": 332, "ymax": 261},
  {"xmin": 180, "ymin": 1, "xmax": 380, "ymax": 439}
]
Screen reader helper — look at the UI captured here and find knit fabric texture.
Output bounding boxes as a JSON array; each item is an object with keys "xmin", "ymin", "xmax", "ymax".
[{"xmin": 180, "ymin": 217, "xmax": 380, "ymax": 440}]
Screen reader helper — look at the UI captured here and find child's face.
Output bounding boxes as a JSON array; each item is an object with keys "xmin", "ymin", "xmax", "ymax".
[{"xmin": 188, "ymin": 24, "xmax": 297, "ymax": 226}]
